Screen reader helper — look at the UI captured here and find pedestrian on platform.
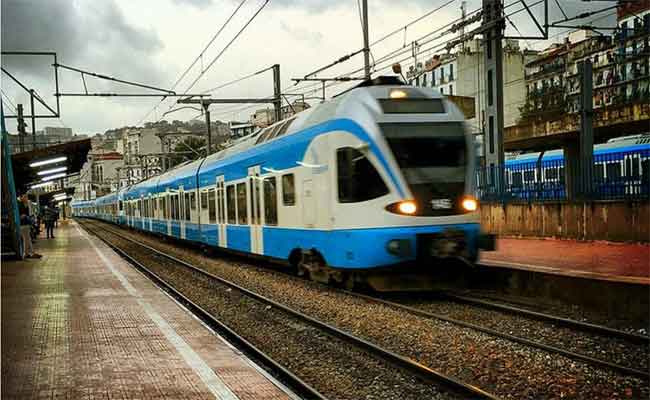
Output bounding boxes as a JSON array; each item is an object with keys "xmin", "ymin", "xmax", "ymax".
[
  {"xmin": 43, "ymin": 203, "xmax": 58, "ymax": 239},
  {"xmin": 18, "ymin": 195, "xmax": 42, "ymax": 259}
]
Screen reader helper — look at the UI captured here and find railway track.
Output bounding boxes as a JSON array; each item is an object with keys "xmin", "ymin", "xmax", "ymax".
[
  {"xmin": 79, "ymin": 219, "xmax": 500, "ymax": 400},
  {"xmin": 440, "ymin": 291, "xmax": 650, "ymax": 344},
  {"xmin": 363, "ymin": 291, "xmax": 649, "ymax": 379}
]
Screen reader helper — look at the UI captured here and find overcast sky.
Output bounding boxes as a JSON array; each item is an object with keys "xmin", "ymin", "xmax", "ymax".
[{"xmin": 1, "ymin": 0, "xmax": 615, "ymax": 135}]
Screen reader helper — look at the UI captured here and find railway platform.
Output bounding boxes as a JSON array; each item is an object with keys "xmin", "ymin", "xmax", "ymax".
[
  {"xmin": 1, "ymin": 220, "xmax": 295, "ymax": 400},
  {"xmin": 481, "ymin": 237, "xmax": 650, "ymax": 285}
]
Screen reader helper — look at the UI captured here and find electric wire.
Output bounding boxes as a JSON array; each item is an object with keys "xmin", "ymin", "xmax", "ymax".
[{"xmin": 136, "ymin": 0, "xmax": 249, "ymax": 125}]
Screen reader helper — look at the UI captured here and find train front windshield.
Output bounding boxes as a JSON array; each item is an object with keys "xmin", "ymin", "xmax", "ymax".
[{"xmin": 381, "ymin": 122, "xmax": 468, "ymax": 215}]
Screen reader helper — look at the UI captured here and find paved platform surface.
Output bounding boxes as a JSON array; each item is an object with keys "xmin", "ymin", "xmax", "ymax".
[
  {"xmin": 481, "ymin": 237, "xmax": 650, "ymax": 284},
  {"xmin": 1, "ymin": 220, "xmax": 295, "ymax": 400}
]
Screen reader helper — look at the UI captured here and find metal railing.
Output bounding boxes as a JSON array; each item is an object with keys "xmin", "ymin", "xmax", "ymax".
[{"xmin": 477, "ymin": 149, "xmax": 650, "ymax": 202}]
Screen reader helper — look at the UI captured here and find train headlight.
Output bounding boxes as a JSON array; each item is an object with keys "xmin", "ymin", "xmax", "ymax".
[
  {"xmin": 461, "ymin": 197, "xmax": 478, "ymax": 212},
  {"xmin": 390, "ymin": 89, "xmax": 408, "ymax": 99},
  {"xmin": 398, "ymin": 201, "xmax": 417, "ymax": 215}
]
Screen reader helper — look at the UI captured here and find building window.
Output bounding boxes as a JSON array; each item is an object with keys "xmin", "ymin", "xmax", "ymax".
[
  {"xmin": 449, "ymin": 85, "xmax": 453, "ymax": 95},
  {"xmin": 440, "ymin": 87, "xmax": 444, "ymax": 95},
  {"xmin": 337, "ymin": 147, "xmax": 389, "ymax": 203},
  {"xmin": 226, "ymin": 185, "xmax": 236, "ymax": 224},
  {"xmin": 237, "ymin": 183, "xmax": 247, "ymax": 224},
  {"xmin": 282, "ymin": 174, "xmax": 295, "ymax": 205},
  {"xmin": 422, "ymin": 74, "xmax": 427, "ymax": 87},
  {"xmin": 449, "ymin": 64, "xmax": 454, "ymax": 80},
  {"xmin": 264, "ymin": 177, "xmax": 278, "ymax": 226},
  {"xmin": 440, "ymin": 67, "xmax": 445, "ymax": 84},
  {"xmin": 431, "ymin": 70, "xmax": 436, "ymax": 86},
  {"xmin": 488, "ymin": 70, "xmax": 494, "ymax": 106},
  {"xmin": 208, "ymin": 188, "xmax": 216, "ymax": 223}
]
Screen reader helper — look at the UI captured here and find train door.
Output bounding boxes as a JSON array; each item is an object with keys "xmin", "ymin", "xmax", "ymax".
[
  {"xmin": 166, "ymin": 189, "xmax": 172, "ymax": 236},
  {"xmin": 147, "ymin": 194, "xmax": 153, "ymax": 231},
  {"xmin": 140, "ymin": 196, "xmax": 145, "ymax": 230},
  {"xmin": 248, "ymin": 166, "xmax": 264, "ymax": 254},
  {"xmin": 624, "ymin": 153, "xmax": 641, "ymax": 195},
  {"xmin": 179, "ymin": 186, "xmax": 186, "ymax": 239},
  {"xmin": 302, "ymin": 179, "xmax": 316, "ymax": 228},
  {"xmin": 216, "ymin": 175, "xmax": 227, "ymax": 247}
]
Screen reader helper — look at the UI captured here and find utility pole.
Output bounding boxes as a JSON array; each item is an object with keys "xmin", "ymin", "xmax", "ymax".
[
  {"xmin": 30, "ymin": 90, "xmax": 36, "ymax": 151},
  {"xmin": 272, "ymin": 64, "xmax": 282, "ymax": 122},
  {"xmin": 362, "ymin": 0, "xmax": 371, "ymax": 80},
  {"xmin": 578, "ymin": 59, "xmax": 594, "ymax": 199},
  {"xmin": 482, "ymin": 0, "xmax": 506, "ymax": 196},
  {"xmin": 16, "ymin": 104, "xmax": 25, "ymax": 152},
  {"xmin": 203, "ymin": 101, "xmax": 212, "ymax": 156}
]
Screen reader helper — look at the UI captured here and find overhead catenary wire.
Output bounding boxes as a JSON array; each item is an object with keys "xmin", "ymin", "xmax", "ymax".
[
  {"xmin": 178, "ymin": 0, "xmax": 271, "ymax": 100},
  {"xmin": 136, "ymin": 0, "xmax": 249, "ymax": 125}
]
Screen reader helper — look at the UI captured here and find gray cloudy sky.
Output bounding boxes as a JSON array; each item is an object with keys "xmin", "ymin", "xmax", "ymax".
[{"xmin": 1, "ymin": 0, "xmax": 615, "ymax": 135}]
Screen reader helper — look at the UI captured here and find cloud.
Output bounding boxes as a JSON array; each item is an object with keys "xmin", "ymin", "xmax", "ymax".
[
  {"xmin": 172, "ymin": 0, "xmax": 213, "ymax": 9},
  {"xmin": 1, "ymin": 0, "xmax": 164, "ymax": 84}
]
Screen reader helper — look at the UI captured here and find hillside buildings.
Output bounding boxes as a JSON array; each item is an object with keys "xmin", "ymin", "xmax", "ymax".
[{"xmin": 521, "ymin": 2, "xmax": 649, "ymax": 123}]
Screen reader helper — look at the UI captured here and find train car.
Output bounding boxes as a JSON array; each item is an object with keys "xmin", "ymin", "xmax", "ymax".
[
  {"xmin": 73, "ymin": 77, "xmax": 495, "ymax": 290},
  {"xmin": 500, "ymin": 134, "xmax": 650, "ymax": 200}
]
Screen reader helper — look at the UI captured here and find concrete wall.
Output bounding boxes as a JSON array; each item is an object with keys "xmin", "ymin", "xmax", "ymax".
[{"xmin": 481, "ymin": 201, "xmax": 649, "ymax": 242}]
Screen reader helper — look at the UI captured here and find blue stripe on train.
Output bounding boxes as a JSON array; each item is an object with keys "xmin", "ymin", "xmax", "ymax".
[{"xmin": 262, "ymin": 223, "xmax": 480, "ymax": 269}]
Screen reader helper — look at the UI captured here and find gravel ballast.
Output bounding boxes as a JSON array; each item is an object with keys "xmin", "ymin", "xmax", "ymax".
[{"xmin": 86, "ymin": 220, "xmax": 650, "ymax": 400}]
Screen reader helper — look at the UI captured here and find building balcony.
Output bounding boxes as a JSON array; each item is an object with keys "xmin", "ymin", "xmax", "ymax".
[{"xmin": 506, "ymin": 102, "xmax": 650, "ymax": 151}]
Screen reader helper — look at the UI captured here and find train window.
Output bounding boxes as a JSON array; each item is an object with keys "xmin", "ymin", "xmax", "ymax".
[
  {"xmin": 594, "ymin": 164, "xmax": 605, "ymax": 181},
  {"xmin": 264, "ymin": 177, "xmax": 278, "ymax": 226},
  {"xmin": 559, "ymin": 167, "xmax": 565, "ymax": 183},
  {"xmin": 227, "ymin": 185, "xmax": 236, "ymax": 224},
  {"xmin": 642, "ymin": 159, "xmax": 649, "ymax": 183},
  {"xmin": 337, "ymin": 147, "xmax": 389, "ymax": 203},
  {"xmin": 216, "ymin": 184, "xmax": 223, "ymax": 223},
  {"xmin": 379, "ymin": 99, "xmax": 445, "ymax": 114},
  {"xmin": 545, "ymin": 168, "xmax": 558, "ymax": 180},
  {"xmin": 237, "ymin": 183, "xmax": 248, "ymax": 224},
  {"xmin": 524, "ymin": 170, "xmax": 535, "ymax": 182},
  {"xmin": 201, "ymin": 190, "xmax": 208, "ymax": 210},
  {"xmin": 606, "ymin": 162, "xmax": 621, "ymax": 180},
  {"xmin": 282, "ymin": 174, "xmax": 295, "ymax": 206},
  {"xmin": 626, "ymin": 157, "xmax": 640, "ymax": 177},
  {"xmin": 511, "ymin": 172, "xmax": 523, "ymax": 188},
  {"xmin": 190, "ymin": 192, "xmax": 196, "ymax": 210},
  {"xmin": 208, "ymin": 188, "xmax": 216, "ymax": 224},
  {"xmin": 184, "ymin": 193, "xmax": 191, "ymax": 221},
  {"xmin": 159, "ymin": 198, "xmax": 165, "ymax": 218},
  {"xmin": 119, "ymin": 201, "xmax": 123, "ymax": 211}
]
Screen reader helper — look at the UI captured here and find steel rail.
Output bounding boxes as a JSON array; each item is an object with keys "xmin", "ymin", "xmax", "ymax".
[
  {"xmin": 78, "ymin": 220, "xmax": 327, "ymax": 400},
  {"xmin": 80, "ymin": 219, "xmax": 501, "ymax": 400},
  {"xmin": 441, "ymin": 292, "xmax": 650, "ymax": 344},
  {"xmin": 345, "ymin": 291, "xmax": 649, "ymax": 380}
]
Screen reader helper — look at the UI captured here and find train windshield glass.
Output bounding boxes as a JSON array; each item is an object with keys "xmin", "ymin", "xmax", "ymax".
[
  {"xmin": 381, "ymin": 122, "xmax": 466, "ymax": 170},
  {"xmin": 381, "ymin": 122, "xmax": 468, "ymax": 215}
]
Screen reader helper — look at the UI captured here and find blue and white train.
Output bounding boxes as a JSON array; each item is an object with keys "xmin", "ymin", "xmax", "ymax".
[
  {"xmin": 73, "ymin": 77, "xmax": 495, "ymax": 290},
  {"xmin": 490, "ymin": 134, "xmax": 650, "ymax": 200}
]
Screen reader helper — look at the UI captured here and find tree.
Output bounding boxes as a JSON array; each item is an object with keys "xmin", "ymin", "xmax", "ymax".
[{"xmin": 168, "ymin": 136, "xmax": 206, "ymax": 168}]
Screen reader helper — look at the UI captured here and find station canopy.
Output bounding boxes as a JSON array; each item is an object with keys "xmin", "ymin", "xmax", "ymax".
[{"xmin": 12, "ymin": 138, "xmax": 91, "ymax": 195}]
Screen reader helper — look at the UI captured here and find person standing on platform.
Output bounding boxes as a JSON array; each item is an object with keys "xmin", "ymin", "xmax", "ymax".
[
  {"xmin": 43, "ymin": 203, "xmax": 58, "ymax": 239},
  {"xmin": 18, "ymin": 195, "xmax": 42, "ymax": 258}
]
